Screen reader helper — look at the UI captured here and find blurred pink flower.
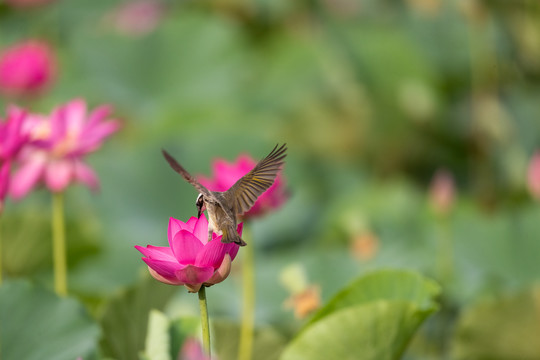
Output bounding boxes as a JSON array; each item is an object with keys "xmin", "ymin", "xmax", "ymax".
[
  {"xmin": 0, "ymin": 162, "xmax": 11, "ymax": 212},
  {"xmin": 136, "ymin": 214, "xmax": 241, "ymax": 292},
  {"xmin": 10, "ymin": 99, "xmax": 120, "ymax": 198},
  {"xmin": 0, "ymin": 40, "xmax": 56, "ymax": 98},
  {"xmin": 0, "ymin": 106, "xmax": 28, "ymax": 211},
  {"xmin": 107, "ymin": 0, "xmax": 165, "ymax": 36},
  {"xmin": 527, "ymin": 151, "xmax": 540, "ymax": 200},
  {"xmin": 198, "ymin": 153, "xmax": 287, "ymax": 219},
  {"xmin": 429, "ymin": 169, "xmax": 455, "ymax": 215},
  {"xmin": 0, "ymin": 106, "xmax": 28, "ymax": 161},
  {"xmin": 179, "ymin": 337, "xmax": 211, "ymax": 360}
]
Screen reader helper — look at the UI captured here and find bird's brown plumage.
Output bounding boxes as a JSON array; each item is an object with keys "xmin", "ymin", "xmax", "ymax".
[
  {"xmin": 229, "ymin": 143, "xmax": 287, "ymax": 215},
  {"xmin": 162, "ymin": 144, "xmax": 287, "ymax": 246}
]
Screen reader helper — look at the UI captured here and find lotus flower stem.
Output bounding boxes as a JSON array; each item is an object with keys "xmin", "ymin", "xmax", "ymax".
[
  {"xmin": 238, "ymin": 228, "xmax": 255, "ymax": 360},
  {"xmin": 436, "ymin": 218, "xmax": 453, "ymax": 283},
  {"xmin": 52, "ymin": 192, "xmax": 67, "ymax": 296},
  {"xmin": 198, "ymin": 286, "xmax": 211, "ymax": 357}
]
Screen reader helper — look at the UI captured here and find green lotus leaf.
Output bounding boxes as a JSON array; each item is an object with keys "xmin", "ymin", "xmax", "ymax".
[{"xmin": 0, "ymin": 280, "xmax": 100, "ymax": 360}]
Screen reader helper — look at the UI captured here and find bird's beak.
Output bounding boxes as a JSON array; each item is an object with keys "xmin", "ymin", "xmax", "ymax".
[{"xmin": 197, "ymin": 203, "xmax": 206, "ymax": 218}]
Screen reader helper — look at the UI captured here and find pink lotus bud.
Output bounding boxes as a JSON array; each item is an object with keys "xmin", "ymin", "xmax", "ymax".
[
  {"xmin": 429, "ymin": 169, "xmax": 455, "ymax": 215},
  {"xmin": 136, "ymin": 215, "xmax": 241, "ymax": 292},
  {"xmin": 198, "ymin": 153, "xmax": 287, "ymax": 219},
  {"xmin": 527, "ymin": 151, "xmax": 540, "ymax": 200},
  {"xmin": 0, "ymin": 40, "xmax": 56, "ymax": 98},
  {"xmin": 106, "ymin": 0, "xmax": 165, "ymax": 36}
]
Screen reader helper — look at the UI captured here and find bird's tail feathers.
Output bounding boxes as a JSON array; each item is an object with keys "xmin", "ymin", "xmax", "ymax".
[{"xmin": 221, "ymin": 225, "xmax": 247, "ymax": 246}]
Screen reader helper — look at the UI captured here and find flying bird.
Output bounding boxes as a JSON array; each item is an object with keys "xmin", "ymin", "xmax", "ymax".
[{"xmin": 162, "ymin": 144, "xmax": 287, "ymax": 246}]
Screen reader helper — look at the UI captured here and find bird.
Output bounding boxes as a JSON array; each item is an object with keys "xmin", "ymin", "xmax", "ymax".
[{"xmin": 162, "ymin": 144, "xmax": 287, "ymax": 246}]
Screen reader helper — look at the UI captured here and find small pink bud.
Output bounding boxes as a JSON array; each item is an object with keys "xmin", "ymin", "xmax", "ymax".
[
  {"xmin": 107, "ymin": 0, "xmax": 165, "ymax": 36},
  {"xmin": 527, "ymin": 151, "xmax": 540, "ymax": 200},
  {"xmin": 0, "ymin": 40, "xmax": 56, "ymax": 98},
  {"xmin": 429, "ymin": 169, "xmax": 456, "ymax": 215}
]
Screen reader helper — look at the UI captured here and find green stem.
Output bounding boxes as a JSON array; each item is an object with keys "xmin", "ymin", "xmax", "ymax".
[
  {"xmin": 436, "ymin": 216, "xmax": 453, "ymax": 284},
  {"xmin": 198, "ymin": 286, "xmax": 211, "ymax": 357},
  {"xmin": 52, "ymin": 192, "xmax": 67, "ymax": 296},
  {"xmin": 238, "ymin": 228, "xmax": 255, "ymax": 360}
]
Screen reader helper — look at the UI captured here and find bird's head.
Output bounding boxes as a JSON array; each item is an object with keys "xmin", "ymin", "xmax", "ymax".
[{"xmin": 196, "ymin": 193, "xmax": 206, "ymax": 218}]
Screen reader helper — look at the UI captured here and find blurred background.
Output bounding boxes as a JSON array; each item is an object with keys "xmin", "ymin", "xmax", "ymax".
[{"xmin": 1, "ymin": 0, "xmax": 540, "ymax": 359}]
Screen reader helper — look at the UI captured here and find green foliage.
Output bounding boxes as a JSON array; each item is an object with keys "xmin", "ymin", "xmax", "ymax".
[
  {"xmin": 0, "ymin": 280, "xmax": 100, "ymax": 360},
  {"xmin": 451, "ymin": 286, "xmax": 540, "ymax": 359},
  {"xmin": 308, "ymin": 269, "xmax": 440, "ymax": 325},
  {"xmin": 212, "ymin": 320, "xmax": 288, "ymax": 360},
  {"xmin": 1, "ymin": 1, "xmax": 540, "ymax": 359},
  {"xmin": 140, "ymin": 311, "xmax": 199, "ymax": 360},
  {"xmin": 139, "ymin": 312, "xmax": 288, "ymax": 360},
  {"xmin": 1, "ymin": 203, "xmax": 101, "ymax": 278},
  {"xmin": 98, "ymin": 275, "xmax": 177, "ymax": 360},
  {"xmin": 142, "ymin": 310, "xmax": 171, "ymax": 360},
  {"xmin": 280, "ymin": 270, "xmax": 440, "ymax": 360}
]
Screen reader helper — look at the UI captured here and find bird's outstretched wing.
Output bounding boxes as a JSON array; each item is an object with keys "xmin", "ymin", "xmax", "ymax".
[
  {"xmin": 227, "ymin": 144, "xmax": 287, "ymax": 215},
  {"xmin": 162, "ymin": 149, "xmax": 213, "ymax": 198}
]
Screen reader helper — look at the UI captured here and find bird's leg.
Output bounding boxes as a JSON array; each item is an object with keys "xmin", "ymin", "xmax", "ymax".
[{"xmin": 207, "ymin": 224, "xmax": 213, "ymax": 242}]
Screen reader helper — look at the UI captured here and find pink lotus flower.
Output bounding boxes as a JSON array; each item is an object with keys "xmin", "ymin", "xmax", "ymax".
[
  {"xmin": 0, "ymin": 40, "xmax": 56, "ymax": 98},
  {"xmin": 0, "ymin": 106, "xmax": 27, "ymax": 161},
  {"xmin": 0, "ymin": 106, "xmax": 28, "ymax": 211},
  {"xmin": 10, "ymin": 99, "xmax": 120, "ymax": 198},
  {"xmin": 528, "ymin": 151, "xmax": 540, "ymax": 201},
  {"xmin": 0, "ymin": 162, "xmax": 11, "ymax": 213},
  {"xmin": 135, "ymin": 214, "xmax": 241, "ymax": 292},
  {"xmin": 198, "ymin": 153, "xmax": 287, "ymax": 219}
]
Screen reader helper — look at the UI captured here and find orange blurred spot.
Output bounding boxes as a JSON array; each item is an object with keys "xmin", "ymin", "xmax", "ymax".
[
  {"xmin": 284, "ymin": 285, "xmax": 322, "ymax": 319},
  {"xmin": 351, "ymin": 231, "xmax": 379, "ymax": 261}
]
